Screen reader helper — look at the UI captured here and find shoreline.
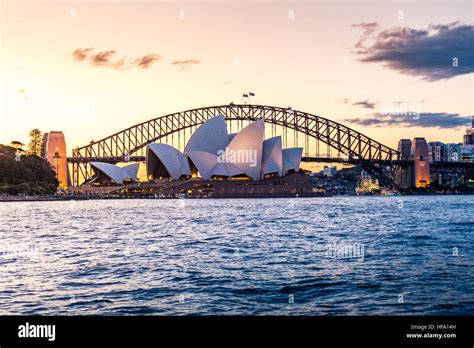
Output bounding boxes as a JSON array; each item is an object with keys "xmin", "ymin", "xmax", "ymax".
[{"xmin": 1, "ymin": 191, "xmax": 473, "ymax": 202}]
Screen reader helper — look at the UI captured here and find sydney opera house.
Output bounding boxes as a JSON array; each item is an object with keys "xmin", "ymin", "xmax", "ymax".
[{"xmin": 86, "ymin": 116, "xmax": 318, "ymax": 197}]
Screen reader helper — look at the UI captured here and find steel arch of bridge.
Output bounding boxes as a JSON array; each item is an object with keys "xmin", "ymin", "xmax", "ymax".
[{"xmin": 69, "ymin": 104, "xmax": 400, "ymax": 187}]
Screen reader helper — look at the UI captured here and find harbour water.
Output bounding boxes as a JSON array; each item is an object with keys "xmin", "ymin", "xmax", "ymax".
[{"xmin": 0, "ymin": 195, "xmax": 473, "ymax": 315}]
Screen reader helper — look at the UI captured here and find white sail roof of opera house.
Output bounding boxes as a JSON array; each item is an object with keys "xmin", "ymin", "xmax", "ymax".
[
  {"xmin": 213, "ymin": 162, "xmax": 242, "ymax": 177},
  {"xmin": 220, "ymin": 119, "xmax": 264, "ymax": 180},
  {"xmin": 122, "ymin": 163, "xmax": 140, "ymax": 179},
  {"xmin": 184, "ymin": 115, "xmax": 229, "ymax": 156},
  {"xmin": 261, "ymin": 136, "xmax": 283, "ymax": 178},
  {"xmin": 147, "ymin": 143, "xmax": 191, "ymax": 180},
  {"xmin": 90, "ymin": 162, "xmax": 139, "ymax": 184},
  {"xmin": 186, "ymin": 150, "xmax": 219, "ymax": 180},
  {"xmin": 145, "ymin": 116, "xmax": 303, "ymax": 181},
  {"xmin": 228, "ymin": 133, "xmax": 237, "ymax": 142},
  {"xmin": 283, "ymin": 148, "xmax": 303, "ymax": 172},
  {"xmin": 187, "ymin": 150, "xmax": 243, "ymax": 180}
]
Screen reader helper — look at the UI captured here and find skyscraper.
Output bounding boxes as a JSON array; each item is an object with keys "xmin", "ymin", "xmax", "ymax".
[
  {"xmin": 445, "ymin": 143, "xmax": 462, "ymax": 162},
  {"xmin": 461, "ymin": 116, "xmax": 474, "ymax": 162},
  {"xmin": 43, "ymin": 131, "xmax": 68, "ymax": 188},
  {"xmin": 427, "ymin": 141, "xmax": 445, "ymax": 162},
  {"xmin": 463, "ymin": 116, "xmax": 473, "ymax": 145}
]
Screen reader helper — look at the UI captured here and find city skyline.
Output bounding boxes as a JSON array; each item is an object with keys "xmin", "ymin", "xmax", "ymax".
[{"xmin": 1, "ymin": 0, "xmax": 473, "ymax": 152}]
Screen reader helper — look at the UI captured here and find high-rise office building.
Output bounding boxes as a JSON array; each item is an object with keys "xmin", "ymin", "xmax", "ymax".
[
  {"xmin": 463, "ymin": 116, "xmax": 473, "ymax": 145},
  {"xmin": 461, "ymin": 117, "xmax": 474, "ymax": 162},
  {"xmin": 461, "ymin": 145, "xmax": 474, "ymax": 162},
  {"xmin": 427, "ymin": 141, "xmax": 445, "ymax": 162},
  {"xmin": 445, "ymin": 143, "xmax": 462, "ymax": 162}
]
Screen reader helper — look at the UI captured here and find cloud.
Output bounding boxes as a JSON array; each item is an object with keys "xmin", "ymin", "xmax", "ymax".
[
  {"xmin": 344, "ymin": 112, "xmax": 472, "ymax": 129},
  {"xmin": 135, "ymin": 54, "xmax": 161, "ymax": 68},
  {"xmin": 352, "ymin": 21, "xmax": 474, "ymax": 80},
  {"xmin": 352, "ymin": 99, "xmax": 376, "ymax": 109},
  {"xmin": 72, "ymin": 48, "xmax": 94, "ymax": 61},
  {"xmin": 352, "ymin": 22, "xmax": 379, "ymax": 48},
  {"xmin": 90, "ymin": 50, "xmax": 117, "ymax": 66},
  {"xmin": 171, "ymin": 59, "xmax": 201, "ymax": 71},
  {"xmin": 338, "ymin": 98, "xmax": 376, "ymax": 109},
  {"xmin": 72, "ymin": 48, "xmax": 161, "ymax": 70}
]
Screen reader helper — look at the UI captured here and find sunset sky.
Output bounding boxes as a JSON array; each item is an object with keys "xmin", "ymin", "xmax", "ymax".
[{"xmin": 1, "ymin": 0, "xmax": 473, "ymax": 154}]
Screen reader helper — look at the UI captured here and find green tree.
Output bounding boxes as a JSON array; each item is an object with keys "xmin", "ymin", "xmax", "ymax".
[
  {"xmin": 0, "ymin": 144, "xmax": 58, "ymax": 195},
  {"xmin": 27, "ymin": 129, "xmax": 43, "ymax": 157},
  {"xmin": 10, "ymin": 140, "xmax": 26, "ymax": 154}
]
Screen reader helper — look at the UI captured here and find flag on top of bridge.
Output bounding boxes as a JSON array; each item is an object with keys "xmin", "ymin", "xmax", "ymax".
[
  {"xmin": 243, "ymin": 94, "xmax": 249, "ymax": 97},
  {"xmin": 249, "ymin": 92, "xmax": 255, "ymax": 96}
]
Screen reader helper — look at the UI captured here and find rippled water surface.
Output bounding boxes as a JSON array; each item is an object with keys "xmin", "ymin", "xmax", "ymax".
[{"xmin": 0, "ymin": 196, "xmax": 473, "ymax": 315}]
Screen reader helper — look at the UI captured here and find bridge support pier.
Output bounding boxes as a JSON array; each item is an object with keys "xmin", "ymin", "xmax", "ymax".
[{"xmin": 394, "ymin": 162, "xmax": 413, "ymax": 189}]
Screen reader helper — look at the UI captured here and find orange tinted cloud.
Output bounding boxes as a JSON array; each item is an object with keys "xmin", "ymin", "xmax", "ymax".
[
  {"xmin": 72, "ymin": 48, "xmax": 94, "ymax": 61},
  {"xmin": 72, "ymin": 48, "xmax": 161, "ymax": 70},
  {"xmin": 171, "ymin": 59, "xmax": 201, "ymax": 71},
  {"xmin": 135, "ymin": 54, "xmax": 162, "ymax": 69},
  {"xmin": 90, "ymin": 50, "xmax": 117, "ymax": 66}
]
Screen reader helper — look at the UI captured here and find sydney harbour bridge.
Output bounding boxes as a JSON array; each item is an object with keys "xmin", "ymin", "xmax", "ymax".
[{"xmin": 67, "ymin": 104, "xmax": 470, "ymax": 188}]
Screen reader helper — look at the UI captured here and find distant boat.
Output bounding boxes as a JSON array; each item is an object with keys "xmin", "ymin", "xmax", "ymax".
[{"xmin": 381, "ymin": 189, "xmax": 400, "ymax": 196}]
